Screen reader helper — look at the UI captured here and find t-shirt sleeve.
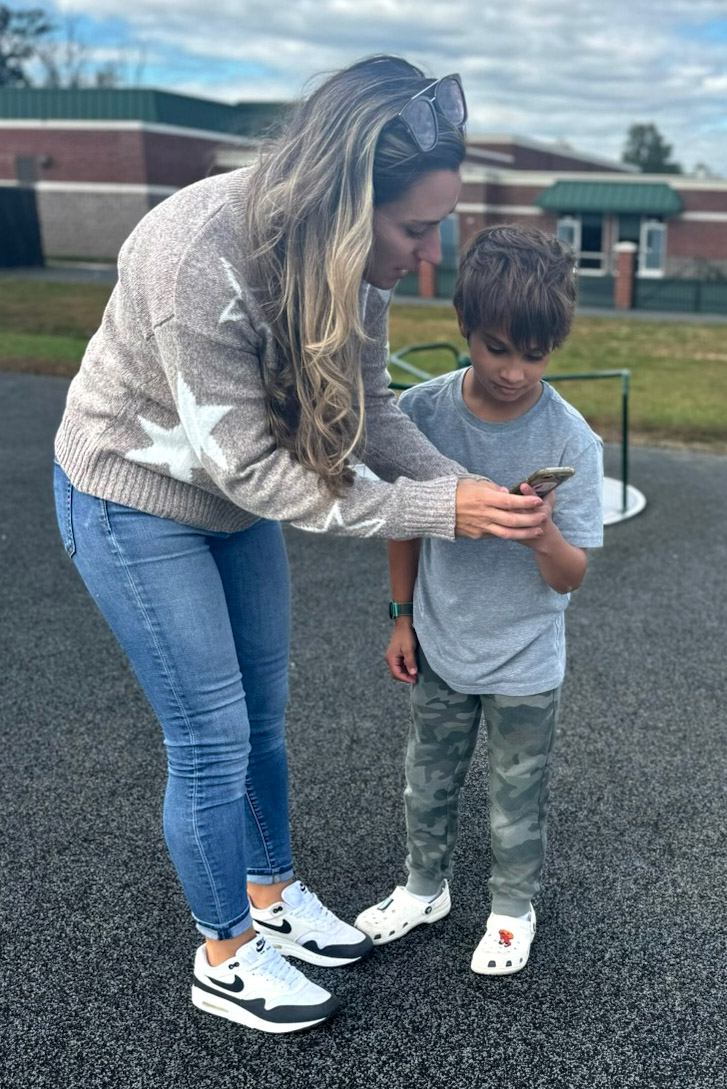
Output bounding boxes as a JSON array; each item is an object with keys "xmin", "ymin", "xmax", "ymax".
[{"xmin": 552, "ymin": 435, "xmax": 604, "ymax": 548}]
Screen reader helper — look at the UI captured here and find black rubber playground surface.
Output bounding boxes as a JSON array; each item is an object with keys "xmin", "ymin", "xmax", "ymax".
[{"xmin": 1, "ymin": 372, "xmax": 725, "ymax": 1089}]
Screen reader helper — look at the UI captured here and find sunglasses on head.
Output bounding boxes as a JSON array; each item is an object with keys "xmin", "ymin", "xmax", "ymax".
[{"xmin": 396, "ymin": 73, "xmax": 467, "ymax": 153}]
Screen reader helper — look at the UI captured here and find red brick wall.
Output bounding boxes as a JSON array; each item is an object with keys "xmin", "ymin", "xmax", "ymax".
[
  {"xmin": 460, "ymin": 178, "xmax": 546, "ymax": 209},
  {"xmin": 141, "ymin": 131, "xmax": 237, "ymax": 187},
  {"xmin": 469, "ymin": 141, "xmax": 629, "ymax": 173},
  {"xmin": 0, "ymin": 126, "xmax": 244, "ymax": 188},
  {"xmin": 0, "ymin": 127, "xmax": 146, "ymax": 183},
  {"xmin": 667, "ymin": 219, "xmax": 727, "ymax": 260},
  {"xmin": 677, "ymin": 188, "xmax": 727, "ymax": 213}
]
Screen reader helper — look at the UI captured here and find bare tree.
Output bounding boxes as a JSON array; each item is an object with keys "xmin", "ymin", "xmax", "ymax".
[
  {"xmin": 0, "ymin": 3, "xmax": 53, "ymax": 86},
  {"xmin": 1, "ymin": 4, "xmax": 142, "ymax": 90},
  {"xmin": 35, "ymin": 16, "xmax": 88, "ymax": 88}
]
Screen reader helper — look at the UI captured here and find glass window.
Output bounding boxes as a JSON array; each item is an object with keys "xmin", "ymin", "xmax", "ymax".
[
  {"xmin": 439, "ymin": 213, "xmax": 459, "ymax": 270},
  {"xmin": 558, "ymin": 213, "xmax": 604, "ymax": 273},
  {"xmin": 557, "ymin": 215, "xmax": 580, "ymax": 251},
  {"xmin": 639, "ymin": 220, "xmax": 666, "ymax": 276},
  {"xmin": 579, "ymin": 213, "xmax": 604, "ymax": 270},
  {"xmin": 617, "ymin": 214, "xmax": 641, "ymax": 244}
]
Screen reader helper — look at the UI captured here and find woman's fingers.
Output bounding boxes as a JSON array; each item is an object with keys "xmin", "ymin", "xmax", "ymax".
[{"xmin": 454, "ymin": 479, "xmax": 547, "ymax": 539}]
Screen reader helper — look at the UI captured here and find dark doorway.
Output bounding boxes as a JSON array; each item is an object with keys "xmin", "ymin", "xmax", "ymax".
[{"xmin": 0, "ymin": 187, "xmax": 43, "ymax": 267}]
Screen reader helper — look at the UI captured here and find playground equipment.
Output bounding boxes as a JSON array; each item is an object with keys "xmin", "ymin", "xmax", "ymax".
[{"xmin": 389, "ymin": 343, "xmax": 646, "ymax": 525}]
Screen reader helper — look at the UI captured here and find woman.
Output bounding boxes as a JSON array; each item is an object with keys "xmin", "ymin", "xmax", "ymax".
[{"xmin": 53, "ymin": 55, "xmax": 546, "ymax": 1034}]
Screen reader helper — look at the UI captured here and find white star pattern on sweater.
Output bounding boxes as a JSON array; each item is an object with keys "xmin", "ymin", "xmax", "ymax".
[
  {"xmin": 292, "ymin": 501, "xmax": 385, "ymax": 537},
  {"xmin": 219, "ymin": 257, "xmax": 246, "ymax": 324},
  {"xmin": 125, "ymin": 375, "xmax": 233, "ymax": 484}
]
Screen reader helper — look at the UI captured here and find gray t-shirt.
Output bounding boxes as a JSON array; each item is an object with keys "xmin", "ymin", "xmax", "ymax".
[{"xmin": 398, "ymin": 370, "xmax": 604, "ymax": 695}]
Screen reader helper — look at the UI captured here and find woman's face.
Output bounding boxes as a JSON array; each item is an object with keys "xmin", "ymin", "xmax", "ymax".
[{"xmin": 366, "ymin": 169, "xmax": 461, "ymax": 291}]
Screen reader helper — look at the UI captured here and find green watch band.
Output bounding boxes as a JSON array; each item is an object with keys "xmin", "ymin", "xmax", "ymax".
[{"xmin": 389, "ymin": 601, "xmax": 414, "ymax": 619}]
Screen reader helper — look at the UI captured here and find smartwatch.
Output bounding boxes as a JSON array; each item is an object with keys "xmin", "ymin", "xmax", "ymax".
[{"xmin": 389, "ymin": 601, "xmax": 414, "ymax": 619}]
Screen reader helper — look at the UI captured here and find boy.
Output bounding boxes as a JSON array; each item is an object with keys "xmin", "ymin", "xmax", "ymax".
[{"xmin": 355, "ymin": 225, "xmax": 603, "ymax": 974}]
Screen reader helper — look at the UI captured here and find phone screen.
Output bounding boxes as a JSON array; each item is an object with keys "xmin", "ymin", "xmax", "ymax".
[{"xmin": 531, "ymin": 479, "xmax": 561, "ymax": 498}]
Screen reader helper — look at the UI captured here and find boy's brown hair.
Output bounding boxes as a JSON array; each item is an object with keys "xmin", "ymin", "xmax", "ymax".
[{"xmin": 453, "ymin": 224, "xmax": 577, "ymax": 353}]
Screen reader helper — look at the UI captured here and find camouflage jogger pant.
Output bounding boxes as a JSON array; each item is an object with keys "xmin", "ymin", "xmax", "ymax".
[{"xmin": 404, "ymin": 650, "xmax": 560, "ymax": 916}]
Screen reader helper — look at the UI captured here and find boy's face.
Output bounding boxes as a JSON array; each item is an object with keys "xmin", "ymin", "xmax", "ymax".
[{"xmin": 462, "ymin": 324, "xmax": 551, "ymax": 417}]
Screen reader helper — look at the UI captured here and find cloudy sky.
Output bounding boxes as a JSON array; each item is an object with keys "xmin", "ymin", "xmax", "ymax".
[{"xmin": 11, "ymin": 0, "xmax": 727, "ymax": 175}]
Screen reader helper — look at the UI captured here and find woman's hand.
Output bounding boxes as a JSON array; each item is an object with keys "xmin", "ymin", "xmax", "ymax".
[
  {"xmin": 454, "ymin": 478, "xmax": 547, "ymax": 541},
  {"xmin": 385, "ymin": 621, "xmax": 419, "ymax": 684}
]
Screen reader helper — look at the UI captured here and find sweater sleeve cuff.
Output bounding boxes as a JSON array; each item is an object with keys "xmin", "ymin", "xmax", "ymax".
[{"xmin": 393, "ymin": 475, "xmax": 459, "ymax": 541}]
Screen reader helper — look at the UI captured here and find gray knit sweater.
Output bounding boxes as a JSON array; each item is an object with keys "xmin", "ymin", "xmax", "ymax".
[{"xmin": 55, "ymin": 169, "xmax": 467, "ymax": 539}]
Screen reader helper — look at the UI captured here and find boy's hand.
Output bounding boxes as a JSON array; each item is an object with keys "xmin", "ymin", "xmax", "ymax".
[
  {"xmin": 516, "ymin": 482, "xmax": 555, "ymax": 551},
  {"xmin": 455, "ymin": 479, "xmax": 547, "ymax": 541},
  {"xmin": 385, "ymin": 621, "xmax": 419, "ymax": 684}
]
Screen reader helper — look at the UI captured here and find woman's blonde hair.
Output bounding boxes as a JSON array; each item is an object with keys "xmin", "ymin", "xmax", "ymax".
[{"xmin": 245, "ymin": 55, "xmax": 465, "ymax": 495}]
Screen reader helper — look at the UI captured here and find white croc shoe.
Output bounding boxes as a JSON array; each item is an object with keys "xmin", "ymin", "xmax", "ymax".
[
  {"xmin": 354, "ymin": 881, "xmax": 451, "ymax": 946},
  {"xmin": 470, "ymin": 905, "xmax": 536, "ymax": 975}
]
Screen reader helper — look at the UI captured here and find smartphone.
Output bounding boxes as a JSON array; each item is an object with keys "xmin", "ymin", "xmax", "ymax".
[{"xmin": 510, "ymin": 466, "xmax": 575, "ymax": 497}]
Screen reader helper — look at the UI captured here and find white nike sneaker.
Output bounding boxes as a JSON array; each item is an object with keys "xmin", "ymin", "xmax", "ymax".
[
  {"xmin": 191, "ymin": 934, "xmax": 339, "ymax": 1033},
  {"xmin": 470, "ymin": 905, "xmax": 537, "ymax": 975},
  {"xmin": 250, "ymin": 881, "xmax": 373, "ymax": 967},
  {"xmin": 354, "ymin": 881, "xmax": 451, "ymax": 945}
]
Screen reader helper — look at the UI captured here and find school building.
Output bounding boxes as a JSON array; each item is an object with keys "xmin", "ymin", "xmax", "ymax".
[
  {"xmin": 0, "ymin": 87, "xmax": 279, "ymax": 261},
  {"xmin": 1, "ymin": 87, "xmax": 726, "ymax": 314},
  {"xmin": 447, "ymin": 138, "xmax": 727, "ymax": 314}
]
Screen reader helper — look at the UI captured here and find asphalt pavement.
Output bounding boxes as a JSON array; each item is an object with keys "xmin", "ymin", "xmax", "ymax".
[{"xmin": 1, "ymin": 372, "xmax": 726, "ymax": 1089}]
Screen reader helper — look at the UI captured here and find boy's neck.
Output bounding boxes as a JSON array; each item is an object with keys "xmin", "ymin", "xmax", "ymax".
[{"xmin": 461, "ymin": 367, "xmax": 544, "ymax": 423}]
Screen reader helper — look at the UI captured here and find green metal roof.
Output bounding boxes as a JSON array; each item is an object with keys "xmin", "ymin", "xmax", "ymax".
[
  {"xmin": 0, "ymin": 88, "xmax": 285, "ymax": 137},
  {"xmin": 536, "ymin": 180, "xmax": 683, "ymax": 216}
]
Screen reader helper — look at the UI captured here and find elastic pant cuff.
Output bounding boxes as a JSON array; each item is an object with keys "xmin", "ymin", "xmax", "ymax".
[
  {"xmin": 491, "ymin": 895, "xmax": 533, "ymax": 918},
  {"xmin": 405, "ymin": 871, "xmax": 446, "ymax": 897}
]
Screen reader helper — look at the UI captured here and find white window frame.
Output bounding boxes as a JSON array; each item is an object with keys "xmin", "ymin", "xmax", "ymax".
[
  {"xmin": 556, "ymin": 214, "xmax": 580, "ymax": 253},
  {"xmin": 558, "ymin": 214, "xmax": 609, "ymax": 276},
  {"xmin": 638, "ymin": 219, "xmax": 666, "ymax": 278}
]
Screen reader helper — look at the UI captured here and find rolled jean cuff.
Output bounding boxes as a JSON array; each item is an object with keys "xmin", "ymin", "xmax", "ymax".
[
  {"xmin": 193, "ymin": 908, "xmax": 253, "ymax": 942},
  {"xmin": 245, "ymin": 865, "xmax": 295, "ymax": 886}
]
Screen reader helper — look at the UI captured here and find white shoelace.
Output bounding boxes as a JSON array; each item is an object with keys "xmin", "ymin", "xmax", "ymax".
[
  {"xmin": 244, "ymin": 939, "xmax": 305, "ymax": 988},
  {"xmin": 290, "ymin": 885, "xmax": 339, "ymax": 930}
]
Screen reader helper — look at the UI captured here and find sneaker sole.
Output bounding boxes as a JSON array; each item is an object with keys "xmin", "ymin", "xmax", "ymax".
[
  {"xmin": 357, "ymin": 898, "xmax": 451, "ymax": 946},
  {"xmin": 264, "ymin": 933, "xmax": 372, "ymax": 967},
  {"xmin": 191, "ymin": 985, "xmax": 339, "ymax": 1034}
]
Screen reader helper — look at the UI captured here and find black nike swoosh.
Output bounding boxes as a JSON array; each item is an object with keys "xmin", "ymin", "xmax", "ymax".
[
  {"xmin": 207, "ymin": 974, "xmax": 245, "ymax": 993},
  {"xmin": 256, "ymin": 918, "xmax": 292, "ymax": 935}
]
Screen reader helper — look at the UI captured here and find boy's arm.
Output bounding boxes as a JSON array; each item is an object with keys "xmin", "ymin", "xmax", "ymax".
[
  {"xmin": 385, "ymin": 538, "xmax": 421, "ymax": 684},
  {"xmin": 519, "ymin": 484, "xmax": 587, "ymax": 594}
]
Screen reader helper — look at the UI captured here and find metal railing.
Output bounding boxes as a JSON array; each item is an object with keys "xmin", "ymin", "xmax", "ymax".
[{"xmin": 389, "ymin": 343, "xmax": 631, "ymax": 515}]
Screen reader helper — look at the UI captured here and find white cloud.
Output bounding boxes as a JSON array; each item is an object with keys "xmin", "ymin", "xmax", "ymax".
[{"xmin": 37, "ymin": 0, "xmax": 727, "ymax": 173}]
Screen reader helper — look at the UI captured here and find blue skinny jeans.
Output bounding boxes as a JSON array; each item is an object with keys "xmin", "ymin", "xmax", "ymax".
[{"xmin": 53, "ymin": 463, "xmax": 294, "ymax": 940}]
